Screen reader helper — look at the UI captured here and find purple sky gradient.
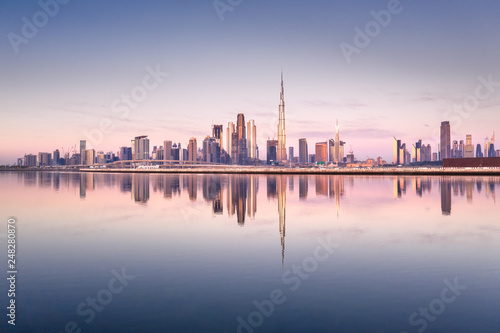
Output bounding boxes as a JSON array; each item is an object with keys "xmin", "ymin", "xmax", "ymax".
[{"xmin": 1, "ymin": 0, "xmax": 499, "ymax": 164}]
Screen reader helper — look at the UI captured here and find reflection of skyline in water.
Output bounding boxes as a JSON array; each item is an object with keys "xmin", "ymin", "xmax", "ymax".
[
  {"xmin": 393, "ymin": 176, "xmax": 497, "ymax": 215},
  {"xmin": 6, "ymin": 171, "xmax": 500, "ymax": 333},
  {"xmin": 5, "ymin": 171, "xmax": 500, "ymax": 333},
  {"xmin": 8, "ymin": 171, "xmax": 500, "ymax": 305},
  {"xmin": 14, "ymin": 172, "xmax": 499, "ymax": 218}
]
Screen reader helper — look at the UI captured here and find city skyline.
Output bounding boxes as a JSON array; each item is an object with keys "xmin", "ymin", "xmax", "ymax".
[
  {"xmin": 11, "ymin": 109, "xmax": 498, "ymax": 167},
  {"xmin": 6, "ymin": 72, "xmax": 500, "ymax": 166},
  {"xmin": 2, "ymin": 1, "xmax": 500, "ymax": 164}
]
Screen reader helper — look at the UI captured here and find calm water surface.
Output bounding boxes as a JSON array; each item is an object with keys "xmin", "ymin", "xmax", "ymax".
[{"xmin": 1, "ymin": 171, "xmax": 499, "ymax": 333}]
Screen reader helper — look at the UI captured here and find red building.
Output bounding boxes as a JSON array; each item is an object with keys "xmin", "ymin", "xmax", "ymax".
[{"xmin": 443, "ymin": 157, "xmax": 500, "ymax": 168}]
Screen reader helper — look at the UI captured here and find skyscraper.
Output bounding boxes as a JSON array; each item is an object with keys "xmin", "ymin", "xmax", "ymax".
[
  {"xmin": 393, "ymin": 138, "xmax": 401, "ymax": 165},
  {"xmin": 37, "ymin": 152, "xmax": 51, "ymax": 166},
  {"xmin": 163, "ymin": 140, "xmax": 172, "ymax": 161},
  {"xmin": 277, "ymin": 72, "xmax": 287, "ymax": 162},
  {"xmin": 133, "ymin": 136, "xmax": 150, "ymax": 160},
  {"xmin": 247, "ymin": 120, "xmax": 256, "ymax": 160},
  {"xmin": 476, "ymin": 143, "xmax": 483, "ymax": 158},
  {"xmin": 413, "ymin": 140, "xmax": 422, "ymax": 162},
  {"xmin": 212, "ymin": 125, "xmax": 223, "ymax": 151},
  {"xmin": 421, "ymin": 144, "xmax": 432, "ymax": 162},
  {"xmin": 188, "ymin": 137, "xmax": 197, "ymax": 162},
  {"xmin": 464, "ymin": 135, "xmax": 474, "ymax": 158},
  {"xmin": 459, "ymin": 140, "xmax": 465, "ymax": 158},
  {"xmin": 489, "ymin": 143, "xmax": 496, "ymax": 157},
  {"xmin": 328, "ymin": 139, "xmax": 335, "ymax": 162},
  {"xmin": 299, "ymin": 138, "xmax": 308, "ymax": 164},
  {"xmin": 236, "ymin": 113, "xmax": 248, "ymax": 165},
  {"xmin": 334, "ymin": 120, "xmax": 340, "ymax": 163},
  {"xmin": 485, "ymin": 132, "xmax": 495, "ymax": 157},
  {"xmin": 266, "ymin": 140, "xmax": 278, "ymax": 165},
  {"xmin": 80, "ymin": 140, "xmax": 86, "ymax": 164},
  {"xmin": 202, "ymin": 136, "xmax": 220, "ymax": 163},
  {"xmin": 53, "ymin": 149, "xmax": 60, "ymax": 165},
  {"xmin": 339, "ymin": 142, "xmax": 345, "ymax": 162},
  {"xmin": 315, "ymin": 142, "xmax": 328, "ymax": 163},
  {"xmin": 24, "ymin": 154, "xmax": 37, "ymax": 167},
  {"xmin": 119, "ymin": 147, "xmax": 132, "ymax": 160},
  {"xmin": 231, "ymin": 132, "xmax": 238, "ymax": 164},
  {"xmin": 85, "ymin": 149, "xmax": 95, "ymax": 165},
  {"xmin": 440, "ymin": 121, "xmax": 451, "ymax": 160},
  {"xmin": 452, "ymin": 140, "xmax": 459, "ymax": 158},
  {"xmin": 237, "ymin": 114, "xmax": 245, "ymax": 140},
  {"xmin": 227, "ymin": 122, "xmax": 235, "ymax": 159}
]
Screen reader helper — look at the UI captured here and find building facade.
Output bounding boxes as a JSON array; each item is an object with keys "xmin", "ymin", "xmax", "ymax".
[
  {"xmin": 299, "ymin": 138, "xmax": 308, "ymax": 164},
  {"xmin": 440, "ymin": 121, "xmax": 451, "ymax": 160},
  {"xmin": 133, "ymin": 136, "xmax": 150, "ymax": 160},
  {"xmin": 267, "ymin": 140, "xmax": 278, "ymax": 165},
  {"xmin": 247, "ymin": 120, "xmax": 256, "ymax": 160},
  {"xmin": 464, "ymin": 135, "xmax": 474, "ymax": 158},
  {"xmin": 188, "ymin": 137, "xmax": 197, "ymax": 162},
  {"xmin": 315, "ymin": 142, "xmax": 328, "ymax": 163}
]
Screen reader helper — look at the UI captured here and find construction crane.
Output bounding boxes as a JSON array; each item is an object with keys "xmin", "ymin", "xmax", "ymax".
[{"xmin": 61, "ymin": 144, "xmax": 77, "ymax": 158}]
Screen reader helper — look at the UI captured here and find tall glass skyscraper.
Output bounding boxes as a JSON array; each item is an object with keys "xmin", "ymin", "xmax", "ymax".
[
  {"xmin": 133, "ymin": 136, "xmax": 150, "ymax": 160},
  {"xmin": 464, "ymin": 134, "xmax": 474, "ymax": 158},
  {"xmin": 334, "ymin": 120, "xmax": 340, "ymax": 163},
  {"xmin": 247, "ymin": 120, "xmax": 256, "ymax": 160},
  {"xmin": 236, "ymin": 113, "xmax": 247, "ymax": 165},
  {"xmin": 188, "ymin": 137, "xmax": 197, "ymax": 162},
  {"xmin": 393, "ymin": 138, "xmax": 402, "ymax": 164},
  {"xmin": 227, "ymin": 122, "xmax": 235, "ymax": 159},
  {"xmin": 440, "ymin": 121, "xmax": 451, "ymax": 160},
  {"xmin": 299, "ymin": 138, "xmax": 308, "ymax": 164}
]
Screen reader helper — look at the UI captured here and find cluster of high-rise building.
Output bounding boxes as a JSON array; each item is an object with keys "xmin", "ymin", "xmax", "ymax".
[
  {"xmin": 439, "ymin": 121, "xmax": 498, "ymax": 160},
  {"xmin": 224, "ymin": 113, "xmax": 258, "ymax": 165},
  {"xmin": 393, "ymin": 138, "xmax": 433, "ymax": 165},
  {"xmin": 14, "ymin": 74, "xmax": 498, "ymax": 168},
  {"xmin": 393, "ymin": 121, "xmax": 497, "ymax": 165},
  {"xmin": 14, "ymin": 72, "xmax": 355, "ymax": 168}
]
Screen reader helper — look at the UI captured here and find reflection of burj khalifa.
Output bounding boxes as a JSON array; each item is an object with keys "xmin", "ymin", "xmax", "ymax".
[
  {"xmin": 278, "ymin": 175, "xmax": 286, "ymax": 268},
  {"xmin": 329, "ymin": 175, "xmax": 344, "ymax": 217}
]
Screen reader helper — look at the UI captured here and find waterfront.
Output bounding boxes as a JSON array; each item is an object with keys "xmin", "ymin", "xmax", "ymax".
[
  {"xmin": 1, "ymin": 171, "xmax": 499, "ymax": 332},
  {"xmin": 4, "ymin": 165, "xmax": 500, "ymax": 176}
]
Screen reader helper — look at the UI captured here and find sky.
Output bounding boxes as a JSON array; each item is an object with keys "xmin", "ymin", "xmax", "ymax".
[{"xmin": 1, "ymin": 0, "xmax": 500, "ymax": 164}]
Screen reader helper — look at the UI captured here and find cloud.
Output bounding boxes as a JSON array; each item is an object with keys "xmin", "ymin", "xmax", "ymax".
[
  {"xmin": 300, "ymin": 99, "xmax": 368, "ymax": 110},
  {"xmin": 342, "ymin": 128, "xmax": 403, "ymax": 138},
  {"xmin": 294, "ymin": 127, "xmax": 402, "ymax": 140}
]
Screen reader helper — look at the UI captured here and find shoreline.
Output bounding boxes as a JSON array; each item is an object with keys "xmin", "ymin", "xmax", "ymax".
[{"xmin": 3, "ymin": 167, "xmax": 500, "ymax": 176}]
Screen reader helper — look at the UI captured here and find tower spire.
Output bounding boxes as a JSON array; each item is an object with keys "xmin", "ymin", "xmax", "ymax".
[
  {"xmin": 280, "ymin": 70, "xmax": 284, "ymax": 104},
  {"xmin": 277, "ymin": 71, "xmax": 287, "ymax": 162}
]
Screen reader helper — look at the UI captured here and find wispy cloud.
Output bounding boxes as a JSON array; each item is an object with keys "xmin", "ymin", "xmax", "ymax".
[{"xmin": 300, "ymin": 99, "xmax": 368, "ymax": 110}]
